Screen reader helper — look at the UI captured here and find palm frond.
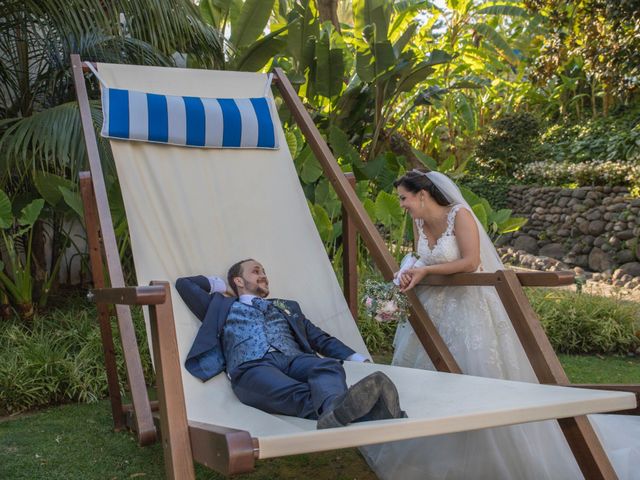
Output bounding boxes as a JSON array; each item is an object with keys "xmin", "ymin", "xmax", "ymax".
[
  {"xmin": 23, "ymin": 0, "xmax": 224, "ymax": 67},
  {"xmin": 0, "ymin": 100, "xmax": 111, "ymax": 185}
]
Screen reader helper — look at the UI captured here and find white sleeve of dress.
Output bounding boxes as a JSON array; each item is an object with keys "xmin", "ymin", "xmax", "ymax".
[{"xmin": 413, "ymin": 257, "xmax": 427, "ymax": 268}]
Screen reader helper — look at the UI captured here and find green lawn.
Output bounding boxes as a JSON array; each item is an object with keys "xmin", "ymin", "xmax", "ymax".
[
  {"xmin": 1, "ymin": 355, "xmax": 638, "ymax": 480},
  {"xmin": 0, "ymin": 403, "xmax": 376, "ymax": 480},
  {"xmin": 558, "ymin": 354, "xmax": 640, "ymax": 384}
]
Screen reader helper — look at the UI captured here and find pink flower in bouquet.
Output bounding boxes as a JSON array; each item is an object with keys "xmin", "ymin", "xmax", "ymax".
[
  {"xmin": 375, "ymin": 299, "xmax": 398, "ymax": 323},
  {"xmin": 365, "ymin": 296, "xmax": 374, "ymax": 308}
]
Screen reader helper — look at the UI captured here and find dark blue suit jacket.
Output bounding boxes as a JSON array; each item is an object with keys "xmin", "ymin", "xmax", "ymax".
[{"xmin": 176, "ymin": 275, "xmax": 356, "ymax": 381}]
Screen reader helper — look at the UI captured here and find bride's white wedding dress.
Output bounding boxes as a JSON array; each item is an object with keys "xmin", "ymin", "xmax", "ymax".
[{"xmin": 362, "ymin": 204, "xmax": 640, "ymax": 480}]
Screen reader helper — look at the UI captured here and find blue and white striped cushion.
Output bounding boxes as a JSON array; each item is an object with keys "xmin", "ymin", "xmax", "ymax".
[{"xmin": 100, "ymin": 87, "xmax": 279, "ymax": 149}]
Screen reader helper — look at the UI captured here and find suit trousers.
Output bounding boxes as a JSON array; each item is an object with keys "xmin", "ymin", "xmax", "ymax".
[{"xmin": 229, "ymin": 351, "xmax": 347, "ymax": 419}]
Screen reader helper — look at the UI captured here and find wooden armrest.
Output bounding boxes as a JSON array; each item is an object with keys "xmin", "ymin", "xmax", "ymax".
[
  {"xmin": 87, "ymin": 286, "xmax": 167, "ymax": 305},
  {"xmin": 188, "ymin": 420, "xmax": 257, "ymax": 475},
  {"xmin": 515, "ymin": 271, "xmax": 575, "ymax": 286},
  {"xmin": 419, "ymin": 270, "xmax": 575, "ymax": 287}
]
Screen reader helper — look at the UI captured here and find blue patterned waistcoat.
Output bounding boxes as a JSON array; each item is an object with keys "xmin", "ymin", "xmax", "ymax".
[{"xmin": 223, "ymin": 300, "xmax": 302, "ymax": 372}]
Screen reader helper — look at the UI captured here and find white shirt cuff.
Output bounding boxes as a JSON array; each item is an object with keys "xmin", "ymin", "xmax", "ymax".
[
  {"xmin": 207, "ymin": 276, "xmax": 227, "ymax": 294},
  {"xmin": 346, "ymin": 353, "xmax": 369, "ymax": 362}
]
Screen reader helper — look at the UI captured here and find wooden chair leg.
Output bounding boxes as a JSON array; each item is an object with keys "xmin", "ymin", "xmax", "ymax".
[
  {"xmin": 80, "ymin": 173, "xmax": 125, "ymax": 431},
  {"xmin": 559, "ymin": 416, "xmax": 618, "ymax": 480},
  {"xmin": 495, "ymin": 270, "xmax": 617, "ymax": 479},
  {"xmin": 148, "ymin": 282, "xmax": 195, "ymax": 480},
  {"xmin": 72, "ymin": 54, "xmax": 156, "ymax": 446}
]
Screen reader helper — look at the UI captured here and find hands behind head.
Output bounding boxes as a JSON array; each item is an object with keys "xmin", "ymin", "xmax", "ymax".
[{"xmin": 398, "ymin": 267, "xmax": 428, "ymax": 293}]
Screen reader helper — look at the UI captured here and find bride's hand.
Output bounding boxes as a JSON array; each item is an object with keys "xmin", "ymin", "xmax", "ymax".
[
  {"xmin": 398, "ymin": 271, "xmax": 413, "ymax": 289},
  {"xmin": 399, "ymin": 267, "xmax": 428, "ymax": 292}
]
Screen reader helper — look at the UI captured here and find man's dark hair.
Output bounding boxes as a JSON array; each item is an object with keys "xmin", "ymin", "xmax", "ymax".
[
  {"xmin": 227, "ymin": 258, "xmax": 254, "ymax": 296},
  {"xmin": 393, "ymin": 170, "xmax": 450, "ymax": 206}
]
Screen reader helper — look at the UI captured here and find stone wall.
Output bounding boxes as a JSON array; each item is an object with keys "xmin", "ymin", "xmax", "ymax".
[{"xmin": 500, "ymin": 185, "xmax": 640, "ymax": 277}]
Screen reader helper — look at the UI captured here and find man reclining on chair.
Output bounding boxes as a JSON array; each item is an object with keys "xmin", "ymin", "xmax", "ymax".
[{"xmin": 176, "ymin": 258, "xmax": 405, "ymax": 429}]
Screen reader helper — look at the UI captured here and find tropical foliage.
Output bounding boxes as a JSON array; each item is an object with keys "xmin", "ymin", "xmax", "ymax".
[
  {"xmin": 0, "ymin": 0, "xmax": 223, "ymax": 316},
  {"xmin": 0, "ymin": 302, "xmax": 153, "ymax": 414},
  {"xmin": 527, "ymin": 288, "xmax": 640, "ymax": 354},
  {"xmin": 525, "ymin": 0, "xmax": 640, "ymax": 118},
  {"xmin": 0, "ymin": 0, "xmax": 638, "ymax": 315}
]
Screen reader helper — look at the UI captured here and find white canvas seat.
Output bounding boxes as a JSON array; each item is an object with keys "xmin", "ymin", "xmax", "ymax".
[{"xmin": 88, "ymin": 62, "xmax": 635, "ymax": 476}]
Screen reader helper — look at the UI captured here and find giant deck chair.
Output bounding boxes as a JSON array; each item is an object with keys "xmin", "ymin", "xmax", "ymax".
[{"xmin": 70, "ymin": 55, "xmax": 637, "ymax": 480}]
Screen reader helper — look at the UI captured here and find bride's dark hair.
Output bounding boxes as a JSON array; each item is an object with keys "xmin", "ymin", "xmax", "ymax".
[{"xmin": 393, "ymin": 170, "xmax": 451, "ymax": 206}]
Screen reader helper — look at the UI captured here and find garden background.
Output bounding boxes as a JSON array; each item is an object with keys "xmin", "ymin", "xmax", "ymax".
[{"xmin": 1, "ymin": 0, "xmax": 639, "ymax": 478}]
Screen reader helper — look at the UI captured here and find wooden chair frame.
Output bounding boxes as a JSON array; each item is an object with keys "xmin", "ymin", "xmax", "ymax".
[{"xmin": 71, "ymin": 55, "xmax": 638, "ymax": 479}]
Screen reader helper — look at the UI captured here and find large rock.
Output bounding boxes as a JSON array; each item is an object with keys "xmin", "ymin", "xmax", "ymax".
[
  {"xmin": 616, "ymin": 249, "xmax": 636, "ymax": 264},
  {"xmin": 586, "ymin": 191, "xmax": 601, "ymax": 200},
  {"xmin": 513, "ymin": 235, "xmax": 538, "ymax": 254},
  {"xmin": 588, "ymin": 248, "xmax": 613, "ymax": 272},
  {"xmin": 588, "ymin": 220, "xmax": 606, "ymax": 235},
  {"xmin": 577, "ymin": 220, "xmax": 590, "ymax": 235},
  {"xmin": 585, "ymin": 210, "xmax": 602, "ymax": 221},
  {"xmin": 495, "ymin": 234, "xmax": 512, "ymax": 247},
  {"xmin": 607, "ymin": 203, "xmax": 626, "ymax": 212},
  {"xmin": 618, "ymin": 262, "xmax": 640, "ymax": 278},
  {"xmin": 572, "ymin": 188, "xmax": 588, "ymax": 199},
  {"xmin": 539, "ymin": 243, "xmax": 565, "ymax": 259},
  {"xmin": 617, "ymin": 229, "xmax": 635, "ymax": 240},
  {"xmin": 574, "ymin": 255, "xmax": 589, "ymax": 268}
]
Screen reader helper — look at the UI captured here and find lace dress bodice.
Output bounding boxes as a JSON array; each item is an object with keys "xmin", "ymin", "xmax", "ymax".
[{"xmin": 415, "ymin": 204, "xmax": 464, "ymax": 266}]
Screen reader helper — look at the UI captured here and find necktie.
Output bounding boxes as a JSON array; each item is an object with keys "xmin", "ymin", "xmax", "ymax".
[{"xmin": 251, "ymin": 297, "xmax": 271, "ymax": 313}]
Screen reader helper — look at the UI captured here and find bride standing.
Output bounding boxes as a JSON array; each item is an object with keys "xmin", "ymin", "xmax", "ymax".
[{"xmin": 361, "ymin": 170, "xmax": 639, "ymax": 480}]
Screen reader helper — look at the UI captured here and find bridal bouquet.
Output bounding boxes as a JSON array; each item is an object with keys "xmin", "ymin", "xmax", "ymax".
[
  {"xmin": 361, "ymin": 279, "xmax": 410, "ymax": 323},
  {"xmin": 362, "ymin": 254, "xmax": 416, "ymax": 323}
]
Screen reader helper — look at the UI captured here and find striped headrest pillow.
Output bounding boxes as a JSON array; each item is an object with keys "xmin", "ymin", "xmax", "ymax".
[{"xmin": 100, "ymin": 87, "xmax": 279, "ymax": 149}]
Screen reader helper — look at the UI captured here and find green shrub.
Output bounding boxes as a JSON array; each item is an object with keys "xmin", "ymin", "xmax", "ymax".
[
  {"xmin": 460, "ymin": 173, "xmax": 516, "ymax": 209},
  {"xmin": 356, "ymin": 284, "xmax": 639, "ymax": 357},
  {"xmin": 527, "ymin": 289, "xmax": 640, "ymax": 354},
  {"xmin": 357, "ymin": 316, "xmax": 397, "ymax": 355},
  {"xmin": 514, "ymin": 159, "xmax": 640, "ymax": 188},
  {"xmin": 540, "ymin": 108, "xmax": 640, "ymax": 165},
  {"xmin": 475, "ymin": 112, "xmax": 542, "ymax": 174},
  {"xmin": 0, "ymin": 302, "xmax": 154, "ymax": 415}
]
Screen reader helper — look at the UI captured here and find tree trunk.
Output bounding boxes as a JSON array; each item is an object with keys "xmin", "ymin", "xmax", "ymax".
[
  {"xmin": 16, "ymin": 19, "xmax": 33, "ymax": 117},
  {"xmin": 380, "ymin": 129, "xmax": 421, "ymax": 170},
  {"xmin": 603, "ymin": 84, "xmax": 610, "ymax": 117},
  {"xmin": 16, "ymin": 302, "xmax": 34, "ymax": 322},
  {"xmin": 31, "ymin": 219, "xmax": 47, "ymax": 300},
  {"xmin": 316, "ymin": 0, "xmax": 340, "ymax": 32}
]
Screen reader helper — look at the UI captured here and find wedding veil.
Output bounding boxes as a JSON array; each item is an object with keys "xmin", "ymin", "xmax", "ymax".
[{"xmin": 424, "ymin": 171, "xmax": 505, "ymax": 273}]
